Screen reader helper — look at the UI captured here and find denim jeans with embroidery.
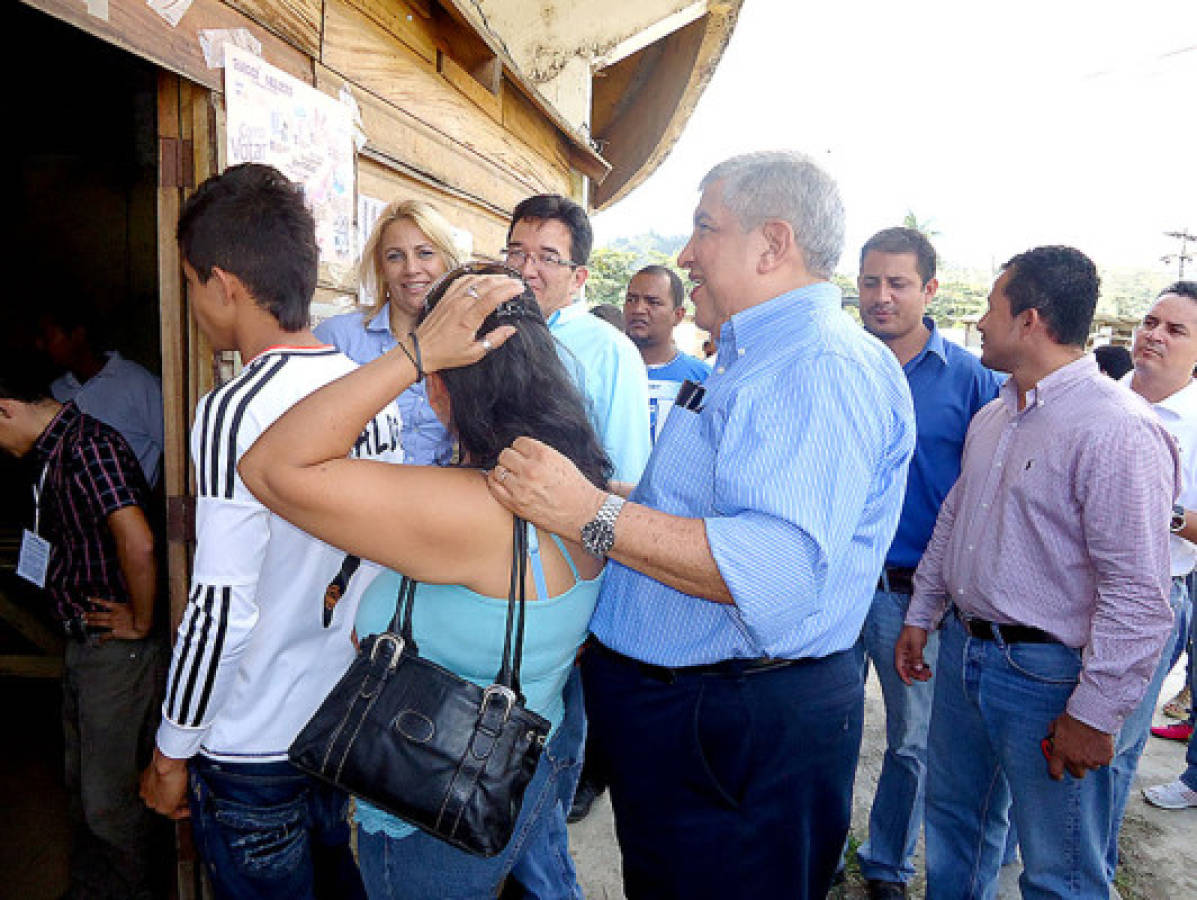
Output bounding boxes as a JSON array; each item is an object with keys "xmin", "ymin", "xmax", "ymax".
[{"xmin": 188, "ymin": 757, "xmax": 366, "ymax": 900}]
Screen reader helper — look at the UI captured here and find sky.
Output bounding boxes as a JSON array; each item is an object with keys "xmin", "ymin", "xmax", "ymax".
[{"xmin": 591, "ymin": 0, "xmax": 1197, "ymax": 276}]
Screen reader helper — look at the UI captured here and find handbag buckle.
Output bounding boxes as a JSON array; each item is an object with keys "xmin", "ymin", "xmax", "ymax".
[
  {"xmin": 370, "ymin": 634, "xmax": 406, "ymax": 671},
  {"xmin": 481, "ymin": 684, "xmax": 517, "ymax": 724}
]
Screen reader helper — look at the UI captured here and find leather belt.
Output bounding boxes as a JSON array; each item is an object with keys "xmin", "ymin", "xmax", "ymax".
[
  {"xmin": 959, "ymin": 612, "xmax": 1058, "ymax": 644},
  {"xmin": 589, "ymin": 640, "xmax": 799, "ymax": 684},
  {"xmin": 877, "ymin": 567, "xmax": 916, "ymax": 595}
]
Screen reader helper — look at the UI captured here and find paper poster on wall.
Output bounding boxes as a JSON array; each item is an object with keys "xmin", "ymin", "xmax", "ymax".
[{"xmin": 223, "ymin": 42, "xmax": 356, "ymax": 286}]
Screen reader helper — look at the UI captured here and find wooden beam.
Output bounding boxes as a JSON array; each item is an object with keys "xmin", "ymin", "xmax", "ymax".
[
  {"xmin": 22, "ymin": 0, "xmax": 313, "ymax": 92},
  {"xmin": 0, "ymin": 594, "xmax": 64, "ymax": 655},
  {"xmin": 0, "ymin": 655, "xmax": 64, "ymax": 679},
  {"xmin": 221, "ymin": 0, "xmax": 323, "ymax": 58}
]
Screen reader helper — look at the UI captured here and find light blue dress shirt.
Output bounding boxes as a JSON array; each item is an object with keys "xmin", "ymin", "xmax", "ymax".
[
  {"xmin": 51, "ymin": 351, "xmax": 164, "ymax": 487},
  {"xmin": 548, "ymin": 301, "xmax": 651, "ymax": 482},
  {"xmin": 314, "ymin": 305, "xmax": 454, "ymax": 466},
  {"xmin": 590, "ymin": 283, "xmax": 916, "ymax": 665}
]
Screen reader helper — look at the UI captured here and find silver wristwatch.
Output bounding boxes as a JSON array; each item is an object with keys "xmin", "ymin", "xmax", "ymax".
[{"xmin": 581, "ymin": 494, "xmax": 625, "ymax": 557}]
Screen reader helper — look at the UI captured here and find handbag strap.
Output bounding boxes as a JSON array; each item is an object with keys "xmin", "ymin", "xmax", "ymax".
[{"xmin": 385, "ymin": 515, "xmax": 535, "ymax": 698}]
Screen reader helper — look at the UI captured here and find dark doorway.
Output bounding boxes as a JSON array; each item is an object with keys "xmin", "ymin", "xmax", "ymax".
[{"xmin": 1, "ymin": 5, "xmax": 162, "ymax": 898}]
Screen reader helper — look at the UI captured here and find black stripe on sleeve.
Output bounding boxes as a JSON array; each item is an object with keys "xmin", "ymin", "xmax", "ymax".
[
  {"xmin": 165, "ymin": 584, "xmax": 204, "ymax": 718},
  {"xmin": 191, "ymin": 586, "xmax": 232, "ymax": 725},
  {"xmin": 178, "ymin": 586, "xmax": 216, "ymax": 726},
  {"xmin": 222, "ymin": 356, "xmax": 289, "ymax": 499}
]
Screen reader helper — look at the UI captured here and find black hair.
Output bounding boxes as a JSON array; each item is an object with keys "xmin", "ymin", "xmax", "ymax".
[
  {"xmin": 635, "ymin": 265, "xmax": 685, "ymax": 309},
  {"xmin": 590, "ymin": 304, "xmax": 625, "ymax": 331},
  {"xmin": 1094, "ymin": 345, "xmax": 1133, "ymax": 380},
  {"xmin": 40, "ymin": 294, "xmax": 102, "ymax": 338},
  {"xmin": 0, "ymin": 349, "xmax": 57, "ymax": 403},
  {"xmin": 1000, "ymin": 246, "xmax": 1098, "ymax": 348},
  {"xmin": 1161, "ymin": 281, "xmax": 1197, "ymax": 302},
  {"xmin": 860, "ymin": 227, "xmax": 937, "ymax": 285},
  {"xmin": 507, "ymin": 194, "xmax": 593, "ymax": 265},
  {"xmin": 421, "ymin": 268, "xmax": 612, "ymax": 488},
  {"xmin": 176, "ymin": 163, "xmax": 317, "ymax": 331}
]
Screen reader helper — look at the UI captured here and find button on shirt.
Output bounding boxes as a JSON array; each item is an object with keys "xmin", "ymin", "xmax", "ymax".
[
  {"xmin": 32, "ymin": 402, "xmax": 149, "ymax": 622},
  {"xmin": 314, "ymin": 305, "xmax": 449, "ymax": 465},
  {"xmin": 1121, "ymin": 373, "xmax": 1197, "ymax": 576},
  {"xmin": 548, "ymin": 301, "xmax": 652, "ymax": 481},
  {"xmin": 907, "ymin": 355, "xmax": 1179, "ymax": 733},
  {"xmin": 887, "ymin": 318, "xmax": 1001, "ymax": 568},
  {"xmin": 591, "ymin": 283, "xmax": 916, "ymax": 665}
]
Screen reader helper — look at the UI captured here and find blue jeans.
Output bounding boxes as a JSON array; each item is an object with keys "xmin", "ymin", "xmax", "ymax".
[
  {"xmin": 584, "ymin": 642, "xmax": 864, "ymax": 899},
  {"xmin": 189, "ymin": 758, "xmax": 367, "ymax": 900},
  {"xmin": 858, "ymin": 587, "xmax": 939, "ymax": 884},
  {"xmin": 1183, "ymin": 612, "xmax": 1197, "ymax": 792},
  {"xmin": 925, "ymin": 614, "xmax": 1114, "ymax": 900},
  {"xmin": 355, "ymin": 687, "xmax": 585, "ymax": 900},
  {"xmin": 1106, "ymin": 576, "xmax": 1187, "ymax": 879}
]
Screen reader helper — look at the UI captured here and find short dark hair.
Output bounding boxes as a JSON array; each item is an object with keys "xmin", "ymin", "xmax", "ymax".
[
  {"xmin": 1160, "ymin": 281, "xmax": 1197, "ymax": 301},
  {"xmin": 420, "ymin": 268, "xmax": 612, "ymax": 489},
  {"xmin": 1094, "ymin": 344, "xmax": 1133, "ymax": 380},
  {"xmin": 860, "ymin": 227, "xmax": 937, "ymax": 285},
  {"xmin": 1000, "ymin": 246, "xmax": 1099, "ymax": 348},
  {"xmin": 635, "ymin": 265, "xmax": 685, "ymax": 309},
  {"xmin": 177, "ymin": 163, "xmax": 317, "ymax": 331},
  {"xmin": 590, "ymin": 304, "xmax": 625, "ymax": 330},
  {"xmin": 0, "ymin": 349, "xmax": 57, "ymax": 403},
  {"xmin": 507, "ymin": 194, "xmax": 593, "ymax": 265}
]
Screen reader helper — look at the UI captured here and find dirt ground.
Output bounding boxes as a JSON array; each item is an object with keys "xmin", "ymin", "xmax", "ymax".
[{"xmin": 568, "ymin": 663, "xmax": 1197, "ymax": 899}]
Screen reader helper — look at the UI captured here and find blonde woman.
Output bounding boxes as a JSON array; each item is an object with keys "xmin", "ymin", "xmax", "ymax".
[{"xmin": 315, "ymin": 200, "xmax": 464, "ymax": 464}]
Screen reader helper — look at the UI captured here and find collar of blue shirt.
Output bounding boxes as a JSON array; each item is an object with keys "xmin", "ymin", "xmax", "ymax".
[
  {"xmin": 908, "ymin": 316, "xmax": 949, "ymax": 369},
  {"xmin": 546, "ymin": 299, "xmax": 588, "ymax": 327},
  {"xmin": 365, "ymin": 303, "xmax": 392, "ymax": 333}
]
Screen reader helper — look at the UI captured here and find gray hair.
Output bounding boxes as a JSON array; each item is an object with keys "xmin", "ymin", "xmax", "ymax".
[{"xmin": 700, "ymin": 151, "xmax": 845, "ymax": 279}]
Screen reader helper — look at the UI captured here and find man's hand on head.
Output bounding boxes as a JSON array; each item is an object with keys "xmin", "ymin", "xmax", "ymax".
[{"xmin": 487, "ymin": 437, "xmax": 606, "ymax": 540}]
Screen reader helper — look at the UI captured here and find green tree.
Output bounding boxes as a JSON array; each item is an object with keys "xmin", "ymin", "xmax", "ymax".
[
  {"xmin": 902, "ymin": 210, "xmax": 941, "ymax": 239},
  {"xmin": 585, "ymin": 247, "xmax": 639, "ymax": 307}
]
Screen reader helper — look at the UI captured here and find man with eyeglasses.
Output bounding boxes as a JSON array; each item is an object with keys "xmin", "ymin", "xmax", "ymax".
[{"xmin": 504, "ymin": 195, "xmax": 651, "ymax": 484}]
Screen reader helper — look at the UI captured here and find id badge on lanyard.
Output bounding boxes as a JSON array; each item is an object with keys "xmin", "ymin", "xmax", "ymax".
[{"xmin": 17, "ymin": 464, "xmax": 52, "ymax": 589}]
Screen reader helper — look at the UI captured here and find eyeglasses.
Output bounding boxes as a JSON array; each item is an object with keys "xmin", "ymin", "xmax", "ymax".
[
  {"xmin": 500, "ymin": 248, "xmax": 579, "ymax": 270},
  {"xmin": 421, "ymin": 261, "xmax": 543, "ymax": 323}
]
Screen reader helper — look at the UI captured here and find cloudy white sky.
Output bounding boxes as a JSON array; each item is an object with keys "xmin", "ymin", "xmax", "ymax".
[{"xmin": 592, "ymin": 0, "xmax": 1197, "ymax": 276}]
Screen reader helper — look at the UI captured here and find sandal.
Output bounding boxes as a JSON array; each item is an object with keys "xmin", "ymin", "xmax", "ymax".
[{"xmin": 1163, "ymin": 685, "xmax": 1191, "ymax": 721}]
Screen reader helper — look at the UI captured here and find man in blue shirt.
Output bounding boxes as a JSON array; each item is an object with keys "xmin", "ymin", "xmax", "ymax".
[
  {"xmin": 624, "ymin": 264, "xmax": 711, "ymax": 442},
  {"xmin": 488, "ymin": 151, "xmax": 916, "ymax": 898},
  {"xmin": 855, "ymin": 227, "xmax": 1001, "ymax": 899},
  {"xmin": 503, "ymin": 195, "xmax": 650, "ymax": 482}
]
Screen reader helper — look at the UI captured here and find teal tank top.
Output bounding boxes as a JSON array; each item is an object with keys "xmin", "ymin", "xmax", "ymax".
[{"xmin": 352, "ymin": 530, "xmax": 602, "ymax": 839}]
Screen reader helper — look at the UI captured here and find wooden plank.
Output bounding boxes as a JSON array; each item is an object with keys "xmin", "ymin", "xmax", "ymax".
[
  {"xmin": 339, "ymin": 0, "xmax": 438, "ymax": 64},
  {"xmin": 157, "ymin": 72, "xmax": 192, "ymax": 632},
  {"xmin": 357, "ymin": 156, "xmax": 509, "ymax": 257},
  {"xmin": 321, "ymin": 0, "xmax": 572, "ymax": 199},
  {"xmin": 0, "ymin": 655, "xmax": 64, "ymax": 679},
  {"xmin": 0, "ymin": 594, "xmax": 65, "ymax": 656},
  {"xmin": 437, "ymin": 50, "xmax": 501, "ymax": 124},
  {"xmin": 314, "ymin": 65, "xmax": 541, "ymax": 215},
  {"xmin": 22, "ymin": 0, "xmax": 313, "ymax": 93},
  {"xmin": 221, "ymin": 0, "xmax": 322, "ymax": 58}
]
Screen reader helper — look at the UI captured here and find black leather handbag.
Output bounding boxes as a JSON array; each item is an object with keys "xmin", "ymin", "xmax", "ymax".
[{"xmin": 289, "ymin": 517, "xmax": 551, "ymax": 857}]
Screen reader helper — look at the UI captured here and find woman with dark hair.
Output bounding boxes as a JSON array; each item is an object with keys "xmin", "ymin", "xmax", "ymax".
[{"xmin": 240, "ymin": 265, "xmax": 610, "ymax": 899}]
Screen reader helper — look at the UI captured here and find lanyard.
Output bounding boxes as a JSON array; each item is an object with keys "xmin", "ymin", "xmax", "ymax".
[{"xmin": 31, "ymin": 462, "xmax": 49, "ymax": 536}]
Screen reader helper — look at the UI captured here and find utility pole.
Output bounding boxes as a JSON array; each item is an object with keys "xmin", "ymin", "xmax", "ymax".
[{"xmin": 1162, "ymin": 229, "xmax": 1195, "ymax": 279}]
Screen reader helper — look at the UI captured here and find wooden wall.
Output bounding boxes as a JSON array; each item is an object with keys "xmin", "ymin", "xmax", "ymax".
[{"xmin": 23, "ymin": 0, "xmax": 593, "ymax": 301}]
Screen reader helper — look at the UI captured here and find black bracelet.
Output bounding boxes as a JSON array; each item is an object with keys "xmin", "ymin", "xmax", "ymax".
[{"xmin": 397, "ymin": 334, "xmax": 424, "ymax": 381}]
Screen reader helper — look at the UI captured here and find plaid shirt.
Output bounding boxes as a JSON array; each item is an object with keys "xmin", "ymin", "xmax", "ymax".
[{"xmin": 32, "ymin": 402, "xmax": 149, "ymax": 622}]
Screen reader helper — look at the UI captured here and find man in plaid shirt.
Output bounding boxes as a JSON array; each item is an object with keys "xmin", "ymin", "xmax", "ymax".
[{"xmin": 0, "ymin": 350, "xmax": 161, "ymax": 899}]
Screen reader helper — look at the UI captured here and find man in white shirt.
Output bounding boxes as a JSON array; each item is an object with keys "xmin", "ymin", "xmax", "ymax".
[{"xmin": 1125, "ymin": 281, "xmax": 1197, "ymax": 821}]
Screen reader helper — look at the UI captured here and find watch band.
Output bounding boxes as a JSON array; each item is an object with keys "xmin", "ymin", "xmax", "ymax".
[{"xmin": 581, "ymin": 494, "xmax": 625, "ymax": 557}]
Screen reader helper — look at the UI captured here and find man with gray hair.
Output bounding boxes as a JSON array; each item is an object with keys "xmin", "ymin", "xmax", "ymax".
[{"xmin": 486, "ymin": 150, "xmax": 916, "ymax": 897}]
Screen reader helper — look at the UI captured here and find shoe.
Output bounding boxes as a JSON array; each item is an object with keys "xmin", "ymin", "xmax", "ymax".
[
  {"xmin": 1163, "ymin": 685, "xmax": 1192, "ymax": 720},
  {"xmin": 865, "ymin": 880, "xmax": 907, "ymax": 899},
  {"xmin": 567, "ymin": 779, "xmax": 605, "ymax": 823},
  {"xmin": 1142, "ymin": 779, "xmax": 1197, "ymax": 809},
  {"xmin": 1150, "ymin": 721, "xmax": 1194, "ymax": 741}
]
